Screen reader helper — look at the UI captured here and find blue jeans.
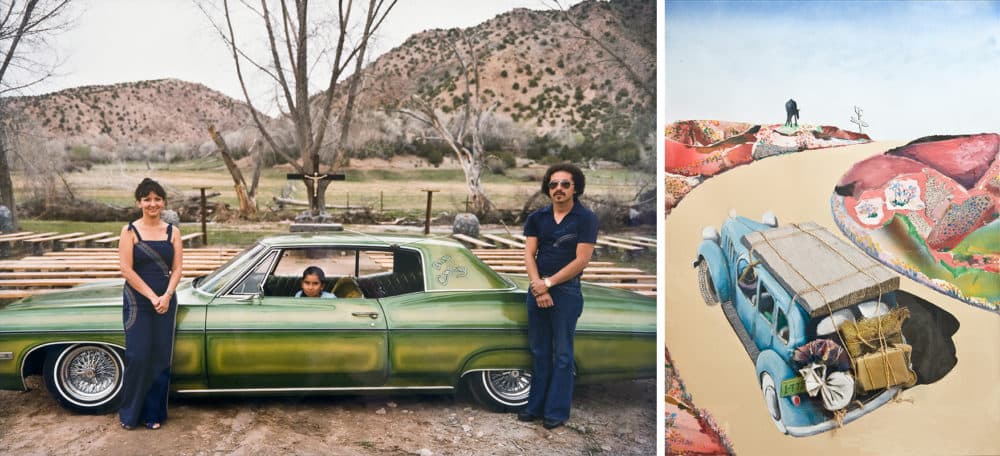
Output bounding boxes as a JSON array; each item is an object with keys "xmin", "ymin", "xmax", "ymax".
[{"xmin": 525, "ymin": 279, "xmax": 583, "ymax": 422}]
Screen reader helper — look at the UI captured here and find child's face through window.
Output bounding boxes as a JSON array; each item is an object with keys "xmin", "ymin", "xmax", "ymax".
[{"xmin": 301, "ymin": 273, "xmax": 324, "ymax": 297}]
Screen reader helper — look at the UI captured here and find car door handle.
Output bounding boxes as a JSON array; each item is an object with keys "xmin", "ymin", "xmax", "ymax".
[{"xmin": 352, "ymin": 312, "xmax": 379, "ymax": 319}]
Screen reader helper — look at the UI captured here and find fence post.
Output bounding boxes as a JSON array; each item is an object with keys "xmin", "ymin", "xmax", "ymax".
[
  {"xmin": 421, "ymin": 189, "xmax": 439, "ymax": 235},
  {"xmin": 197, "ymin": 187, "xmax": 210, "ymax": 246}
]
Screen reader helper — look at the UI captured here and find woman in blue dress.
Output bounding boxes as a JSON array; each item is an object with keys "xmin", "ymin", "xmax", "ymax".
[{"xmin": 117, "ymin": 178, "xmax": 184, "ymax": 430}]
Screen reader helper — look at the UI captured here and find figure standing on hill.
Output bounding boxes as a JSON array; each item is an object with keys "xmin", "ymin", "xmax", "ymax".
[
  {"xmin": 117, "ymin": 178, "xmax": 183, "ymax": 430},
  {"xmin": 518, "ymin": 163, "xmax": 598, "ymax": 430},
  {"xmin": 785, "ymin": 99, "xmax": 800, "ymax": 127}
]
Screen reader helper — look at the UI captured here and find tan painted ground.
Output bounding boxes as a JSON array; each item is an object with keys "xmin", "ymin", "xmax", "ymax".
[{"xmin": 665, "ymin": 142, "xmax": 1000, "ymax": 455}]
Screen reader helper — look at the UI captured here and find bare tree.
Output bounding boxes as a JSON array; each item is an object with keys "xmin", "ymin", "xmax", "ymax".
[
  {"xmin": 397, "ymin": 29, "xmax": 496, "ymax": 217},
  {"xmin": 208, "ymin": 125, "xmax": 258, "ymax": 216},
  {"xmin": 199, "ymin": 0, "xmax": 396, "ymax": 216},
  {"xmin": 0, "ymin": 0, "xmax": 75, "ymax": 230}
]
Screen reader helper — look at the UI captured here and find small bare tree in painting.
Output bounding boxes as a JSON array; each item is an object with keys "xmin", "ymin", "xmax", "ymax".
[{"xmin": 850, "ymin": 105, "xmax": 869, "ymax": 134}]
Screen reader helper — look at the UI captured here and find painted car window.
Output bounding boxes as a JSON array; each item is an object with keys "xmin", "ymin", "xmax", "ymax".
[
  {"xmin": 198, "ymin": 243, "xmax": 266, "ymax": 294},
  {"xmin": 757, "ymin": 282, "xmax": 776, "ymax": 323},
  {"xmin": 775, "ymin": 307, "xmax": 790, "ymax": 345},
  {"xmin": 736, "ymin": 258, "xmax": 757, "ymax": 301}
]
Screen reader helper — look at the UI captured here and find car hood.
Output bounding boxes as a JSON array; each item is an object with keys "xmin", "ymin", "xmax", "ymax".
[{"xmin": 2, "ymin": 280, "xmax": 126, "ymax": 311}]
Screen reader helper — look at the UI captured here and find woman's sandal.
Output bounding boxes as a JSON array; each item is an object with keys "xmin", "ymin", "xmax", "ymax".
[
  {"xmin": 121, "ymin": 422, "xmax": 134, "ymax": 430},
  {"xmin": 145, "ymin": 422, "xmax": 161, "ymax": 430}
]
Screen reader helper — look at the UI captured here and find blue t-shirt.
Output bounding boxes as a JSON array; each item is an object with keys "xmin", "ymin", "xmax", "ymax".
[
  {"xmin": 294, "ymin": 290, "xmax": 337, "ymax": 299},
  {"xmin": 524, "ymin": 201, "xmax": 599, "ymax": 278}
]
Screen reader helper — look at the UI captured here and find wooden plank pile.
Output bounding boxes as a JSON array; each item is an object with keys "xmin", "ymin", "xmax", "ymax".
[
  {"xmin": 0, "ymin": 247, "xmax": 240, "ymax": 300},
  {"xmin": 0, "ymin": 237, "xmax": 656, "ymax": 299}
]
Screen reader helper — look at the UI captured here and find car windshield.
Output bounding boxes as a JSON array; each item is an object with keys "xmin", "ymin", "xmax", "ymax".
[{"xmin": 196, "ymin": 243, "xmax": 266, "ymax": 294}]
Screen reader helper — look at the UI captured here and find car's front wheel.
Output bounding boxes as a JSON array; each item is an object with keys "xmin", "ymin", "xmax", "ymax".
[
  {"xmin": 697, "ymin": 260, "xmax": 720, "ymax": 305},
  {"xmin": 466, "ymin": 369, "xmax": 531, "ymax": 412},
  {"xmin": 43, "ymin": 344, "xmax": 125, "ymax": 414}
]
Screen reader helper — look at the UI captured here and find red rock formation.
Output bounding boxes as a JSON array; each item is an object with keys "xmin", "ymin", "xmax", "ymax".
[{"xmin": 887, "ymin": 133, "xmax": 999, "ymax": 189}]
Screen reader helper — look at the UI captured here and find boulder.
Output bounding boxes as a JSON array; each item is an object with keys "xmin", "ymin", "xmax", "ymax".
[{"xmin": 452, "ymin": 213, "xmax": 480, "ymax": 238}]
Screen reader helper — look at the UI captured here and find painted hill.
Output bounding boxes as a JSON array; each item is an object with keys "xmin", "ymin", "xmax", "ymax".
[
  {"xmin": 831, "ymin": 133, "xmax": 1000, "ymax": 310},
  {"xmin": 664, "ymin": 120, "xmax": 871, "ymax": 213}
]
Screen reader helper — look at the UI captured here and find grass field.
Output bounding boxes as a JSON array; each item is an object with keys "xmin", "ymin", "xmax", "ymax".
[
  {"xmin": 16, "ymin": 157, "xmax": 654, "ymax": 216},
  {"xmin": 11, "ymin": 158, "xmax": 656, "ymax": 273}
]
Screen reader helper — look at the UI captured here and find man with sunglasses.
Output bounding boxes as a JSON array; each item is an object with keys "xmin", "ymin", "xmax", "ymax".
[{"xmin": 518, "ymin": 163, "xmax": 598, "ymax": 430}]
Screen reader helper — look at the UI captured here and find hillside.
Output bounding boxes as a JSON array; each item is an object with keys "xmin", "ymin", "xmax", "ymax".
[
  {"xmin": 5, "ymin": 79, "xmax": 268, "ymax": 155},
  {"xmin": 1, "ymin": 0, "xmax": 654, "ymax": 161},
  {"xmin": 335, "ymin": 0, "xmax": 655, "ymax": 142}
]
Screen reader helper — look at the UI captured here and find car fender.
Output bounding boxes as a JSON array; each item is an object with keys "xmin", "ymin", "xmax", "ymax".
[
  {"xmin": 458, "ymin": 349, "xmax": 531, "ymax": 379},
  {"xmin": 696, "ymin": 241, "xmax": 732, "ymax": 304},
  {"xmin": 755, "ymin": 349, "xmax": 826, "ymax": 429}
]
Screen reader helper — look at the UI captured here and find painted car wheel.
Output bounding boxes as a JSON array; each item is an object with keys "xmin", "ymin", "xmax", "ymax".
[
  {"xmin": 760, "ymin": 372, "xmax": 787, "ymax": 434},
  {"xmin": 697, "ymin": 260, "xmax": 720, "ymax": 305},
  {"xmin": 43, "ymin": 344, "xmax": 125, "ymax": 414},
  {"xmin": 467, "ymin": 369, "xmax": 531, "ymax": 412}
]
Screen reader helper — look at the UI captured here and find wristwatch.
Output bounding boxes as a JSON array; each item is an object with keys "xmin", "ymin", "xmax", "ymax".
[{"xmin": 543, "ymin": 278, "xmax": 552, "ymax": 288}]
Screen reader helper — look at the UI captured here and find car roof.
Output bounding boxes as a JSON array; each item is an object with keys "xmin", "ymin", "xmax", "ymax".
[
  {"xmin": 740, "ymin": 221, "xmax": 899, "ymax": 317},
  {"xmin": 257, "ymin": 232, "xmax": 464, "ymax": 251}
]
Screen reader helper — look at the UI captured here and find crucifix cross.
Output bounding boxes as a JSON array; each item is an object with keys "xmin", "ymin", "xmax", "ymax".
[{"xmin": 286, "ymin": 172, "xmax": 346, "ymax": 198}]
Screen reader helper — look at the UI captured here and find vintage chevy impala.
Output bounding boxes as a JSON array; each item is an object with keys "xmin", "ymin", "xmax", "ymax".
[{"xmin": 0, "ymin": 233, "xmax": 655, "ymax": 414}]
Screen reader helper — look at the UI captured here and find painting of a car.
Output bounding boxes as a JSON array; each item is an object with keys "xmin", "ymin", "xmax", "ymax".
[
  {"xmin": 693, "ymin": 211, "xmax": 917, "ymax": 437},
  {"xmin": 0, "ymin": 233, "xmax": 655, "ymax": 414}
]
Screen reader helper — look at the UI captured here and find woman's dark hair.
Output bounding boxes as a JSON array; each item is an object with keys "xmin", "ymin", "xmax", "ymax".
[
  {"xmin": 541, "ymin": 163, "xmax": 586, "ymax": 196},
  {"xmin": 301, "ymin": 266, "xmax": 326, "ymax": 282},
  {"xmin": 134, "ymin": 178, "xmax": 167, "ymax": 201}
]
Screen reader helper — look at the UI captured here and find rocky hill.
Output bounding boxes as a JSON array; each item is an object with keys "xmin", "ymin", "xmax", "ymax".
[
  {"xmin": 336, "ymin": 0, "xmax": 655, "ymax": 142},
  {"xmin": 4, "ymin": 79, "xmax": 268, "ymax": 158},
  {"xmin": 2, "ymin": 0, "xmax": 654, "ymax": 161}
]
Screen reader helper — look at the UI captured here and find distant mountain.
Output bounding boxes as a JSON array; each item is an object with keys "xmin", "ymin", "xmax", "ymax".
[
  {"xmin": 2, "ymin": 0, "xmax": 654, "ymax": 161},
  {"xmin": 332, "ymin": 0, "xmax": 655, "ymax": 141},
  {"xmin": 5, "ymin": 79, "xmax": 268, "ymax": 155}
]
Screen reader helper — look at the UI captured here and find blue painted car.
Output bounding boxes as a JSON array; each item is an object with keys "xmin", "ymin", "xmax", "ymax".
[{"xmin": 693, "ymin": 211, "xmax": 907, "ymax": 437}]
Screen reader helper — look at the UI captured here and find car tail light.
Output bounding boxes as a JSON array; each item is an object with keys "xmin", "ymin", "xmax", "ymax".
[{"xmin": 791, "ymin": 395, "xmax": 801, "ymax": 406}]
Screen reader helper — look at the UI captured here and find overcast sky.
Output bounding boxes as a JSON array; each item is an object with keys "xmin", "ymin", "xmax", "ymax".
[
  {"xmin": 25, "ymin": 0, "xmax": 583, "ymax": 109},
  {"xmin": 665, "ymin": 0, "xmax": 1000, "ymax": 140}
]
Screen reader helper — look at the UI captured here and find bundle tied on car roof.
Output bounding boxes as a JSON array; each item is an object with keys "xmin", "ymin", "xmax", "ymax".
[{"xmin": 741, "ymin": 222, "xmax": 899, "ymax": 318}]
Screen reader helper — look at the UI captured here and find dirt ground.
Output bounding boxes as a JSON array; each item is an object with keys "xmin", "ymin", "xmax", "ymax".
[{"xmin": 0, "ymin": 377, "xmax": 655, "ymax": 455}]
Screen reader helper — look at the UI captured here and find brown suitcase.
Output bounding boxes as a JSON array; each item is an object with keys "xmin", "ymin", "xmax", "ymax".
[{"xmin": 853, "ymin": 343, "xmax": 917, "ymax": 392}]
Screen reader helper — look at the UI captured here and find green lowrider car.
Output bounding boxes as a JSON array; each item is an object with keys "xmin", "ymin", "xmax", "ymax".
[{"xmin": 0, "ymin": 233, "xmax": 655, "ymax": 413}]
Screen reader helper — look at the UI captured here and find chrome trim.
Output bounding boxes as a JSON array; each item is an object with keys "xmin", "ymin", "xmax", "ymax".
[
  {"xmin": 460, "ymin": 368, "xmax": 532, "ymax": 377},
  {"xmin": 18, "ymin": 341, "xmax": 125, "ymax": 391},
  {"xmin": 219, "ymin": 249, "xmax": 280, "ymax": 297},
  {"xmin": 176, "ymin": 385, "xmax": 453, "ymax": 394},
  {"xmin": 785, "ymin": 387, "xmax": 899, "ymax": 437},
  {"xmin": 0, "ymin": 352, "xmax": 12, "ymax": 360}
]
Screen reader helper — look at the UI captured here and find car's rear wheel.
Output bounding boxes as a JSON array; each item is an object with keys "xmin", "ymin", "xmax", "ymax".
[
  {"xmin": 466, "ymin": 369, "xmax": 531, "ymax": 412},
  {"xmin": 43, "ymin": 344, "xmax": 124, "ymax": 414},
  {"xmin": 697, "ymin": 260, "xmax": 720, "ymax": 306},
  {"xmin": 760, "ymin": 372, "xmax": 787, "ymax": 434}
]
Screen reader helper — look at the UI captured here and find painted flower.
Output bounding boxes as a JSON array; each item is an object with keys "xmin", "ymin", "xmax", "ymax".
[
  {"xmin": 884, "ymin": 178, "xmax": 925, "ymax": 211},
  {"xmin": 854, "ymin": 197, "xmax": 885, "ymax": 225}
]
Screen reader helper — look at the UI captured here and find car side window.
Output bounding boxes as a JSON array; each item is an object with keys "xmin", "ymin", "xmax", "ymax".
[
  {"xmin": 757, "ymin": 283, "xmax": 775, "ymax": 323},
  {"xmin": 775, "ymin": 307, "xmax": 790, "ymax": 344}
]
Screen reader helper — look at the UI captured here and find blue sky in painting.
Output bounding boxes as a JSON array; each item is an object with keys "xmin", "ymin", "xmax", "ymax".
[{"xmin": 665, "ymin": 0, "xmax": 1000, "ymax": 139}]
